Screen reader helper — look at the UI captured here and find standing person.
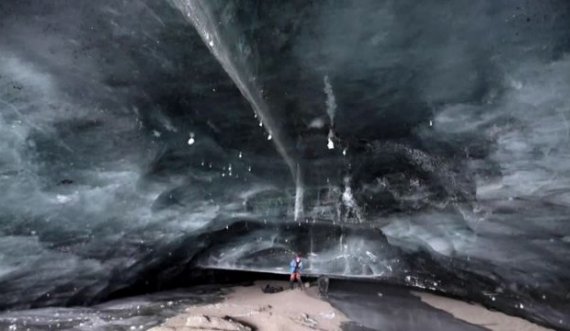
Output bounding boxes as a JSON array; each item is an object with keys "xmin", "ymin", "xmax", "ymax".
[{"xmin": 289, "ymin": 254, "xmax": 303, "ymax": 289}]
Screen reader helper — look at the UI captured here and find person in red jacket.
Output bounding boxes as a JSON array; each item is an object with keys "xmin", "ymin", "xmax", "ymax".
[{"xmin": 289, "ymin": 254, "xmax": 303, "ymax": 289}]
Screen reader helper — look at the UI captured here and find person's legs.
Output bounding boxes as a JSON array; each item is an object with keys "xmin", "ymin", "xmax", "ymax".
[
  {"xmin": 295, "ymin": 273, "xmax": 303, "ymax": 289},
  {"xmin": 289, "ymin": 273, "xmax": 295, "ymax": 289}
]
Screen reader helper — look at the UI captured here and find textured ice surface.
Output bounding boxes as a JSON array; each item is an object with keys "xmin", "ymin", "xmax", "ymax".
[
  {"xmin": 0, "ymin": 286, "xmax": 223, "ymax": 331},
  {"xmin": 0, "ymin": 0, "xmax": 569, "ymax": 329}
]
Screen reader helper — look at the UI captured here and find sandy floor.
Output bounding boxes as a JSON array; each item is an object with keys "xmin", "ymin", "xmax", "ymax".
[
  {"xmin": 414, "ymin": 292, "xmax": 553, "ymax": 331},
  {"xmin": 148, "ymin": 280, "xmax": 554, "ymax": 331},
  {"xmin": 149, "ymin": 281, "xmax": 347, "ymax": 331}
]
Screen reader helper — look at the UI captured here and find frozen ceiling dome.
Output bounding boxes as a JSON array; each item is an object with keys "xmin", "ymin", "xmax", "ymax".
[{"xmin": 0, "ymin": 0, "xmax": 569, "ymax": 329}]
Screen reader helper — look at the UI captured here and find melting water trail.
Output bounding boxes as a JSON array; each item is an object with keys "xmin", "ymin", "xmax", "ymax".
[
  {"xmin": 341, "ymin": 176, "xmax": 363, "ymax": 223},
  {"xmin": 294, "ymin": 163, "xmax": 304, "ymax": 221},
  {"xmin": 323, "ymin": 75, "xmax": 336, "ymax": 124},
  {"xmin": 170, "ymin": 0, "xmax": 304, "ymax": 219},
  {"xmin": 324, "ymin": 75, "xmax": 337, "ymax": 150}
]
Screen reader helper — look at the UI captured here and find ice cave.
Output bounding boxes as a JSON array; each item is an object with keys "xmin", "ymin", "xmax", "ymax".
[{"xmin": 0, "ymin": 0, "xmax": 569, "ymax": 330}]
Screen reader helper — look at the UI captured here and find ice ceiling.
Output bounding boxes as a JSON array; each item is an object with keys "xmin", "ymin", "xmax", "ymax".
[{"xmin": 0, "ymin": 0, "xmax": 569, "ymax": 328}]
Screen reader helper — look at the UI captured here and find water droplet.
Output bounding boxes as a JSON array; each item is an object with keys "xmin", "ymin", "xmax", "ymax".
[
  {"xmin": 238, "ymin": 152, "xmax": 242, "ymax": 158},
  {"xmin": 327, "ymin": 138, "xmax": 334, "ymax": 150},
  {"xmin": 342, "ymin": 148, "xmax": 347, "ymax": 156},
  {"xmin": 248, "ymin": 166, "xmax": 252, "ymax": 172},
  {"xmin": 429, "ymin": 120, "xmax": 433, "ymax": 127},
  {"xmin": 259, "ymin": 121, "xmax": 263, "ymax": 127},
  {"xmin": 267, "ymin": 134, "xmax": 272, "ymax": 140}
]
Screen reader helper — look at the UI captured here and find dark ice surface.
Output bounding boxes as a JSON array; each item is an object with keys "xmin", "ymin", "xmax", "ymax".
[
  {"xmin": 327, "ymin": 280, "xmax": 489, "ymax": 331},
  {"xmin": 0, "ymin": 286, "xmax": 225, "ymax": 331},
  {"xmin": 1, "ymin": 1, "xmax": 570, "ymax": 330}
]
